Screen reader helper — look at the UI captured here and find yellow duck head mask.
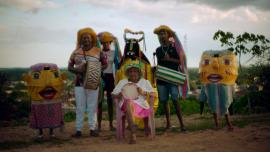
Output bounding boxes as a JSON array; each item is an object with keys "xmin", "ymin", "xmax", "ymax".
[
  {"xmin": 199, "ymin": 50, "xmax": 238, "ymax": 85},
  {"xmin": 23, "ymin": 63, "xmax": 66, "ymax": 101}
]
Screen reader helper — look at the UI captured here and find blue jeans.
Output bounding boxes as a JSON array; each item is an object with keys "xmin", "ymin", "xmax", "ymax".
[{"xmin": 157, "ymin": 83, "xmax": 179, "ymax": 103}]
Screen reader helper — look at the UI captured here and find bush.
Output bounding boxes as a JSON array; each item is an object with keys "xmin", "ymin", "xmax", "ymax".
[
  {"xmin": 64, "ymin": 111, "xmax": 76, "ymax": 122},
  {"xmin": 231, "ymin": 90, "xmax": 270, "ymax": 115},
  {"xmin": 155, "ymin": 97, "xmax": 205, "ymax": 117},
  {"xmin": 231, "ymin": 96, "xmax": 249, "ymax": 115}
]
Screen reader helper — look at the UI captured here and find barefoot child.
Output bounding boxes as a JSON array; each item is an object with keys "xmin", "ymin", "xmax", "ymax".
[{"xmin": 112, "ymin": 61, "xmax": 155, "ymax": 144}]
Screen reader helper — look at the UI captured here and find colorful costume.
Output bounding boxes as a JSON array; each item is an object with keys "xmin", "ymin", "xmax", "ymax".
[
  {"xmin": 68, "ymin": 27, "xmax": 107, "ymax": 131},
  {"xmin": 199, "ymin": 50, "xmax": 238, "ymax": 115},
  {"xmin": 23, "ymin": 63, "xmax": 66, "ymax": 129},
  {"xmin": 115, "ymin": 29, "xmax": 158, "ymax": 128}
]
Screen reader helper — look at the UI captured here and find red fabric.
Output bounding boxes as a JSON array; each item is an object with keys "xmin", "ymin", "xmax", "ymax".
[
  {"xmin": 172, "ymin": 33, "xmax": 189, "ymax": 99},
  {"xmin": 30, "ymin": 102, "xmax": 63, "ymax": 129}
]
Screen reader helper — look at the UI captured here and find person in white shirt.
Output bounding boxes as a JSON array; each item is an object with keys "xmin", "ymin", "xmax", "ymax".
[
  {"xmin": 112, "ymin": 61, "xmax": 155, "ymax": 144},
  {"xmin": 97, "ymin": 32, "xmax": 122, "ymax": 131}
]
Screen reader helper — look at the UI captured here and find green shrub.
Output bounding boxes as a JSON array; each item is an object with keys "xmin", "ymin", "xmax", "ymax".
[
  {"xmin": 155, "ymin": 97, "xmax": 206, "ymax": 117},
  {"xmin": 64, "ymin": 111, "xmax": 76, "ymax": 122}
]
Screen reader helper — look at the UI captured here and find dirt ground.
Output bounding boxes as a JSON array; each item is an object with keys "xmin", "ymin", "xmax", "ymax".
[{"xmin": 0, "ymin": 114, "xmax": 270, "ymax": 152}]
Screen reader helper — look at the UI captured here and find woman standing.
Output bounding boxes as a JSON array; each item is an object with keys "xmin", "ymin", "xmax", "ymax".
[{"xmin": 68, "ymin": 27, "xmax": 107, "ymax": 137}]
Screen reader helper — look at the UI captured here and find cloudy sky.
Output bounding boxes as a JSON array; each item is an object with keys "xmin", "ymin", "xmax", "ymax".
[{"xmin": 0, "ymin": 0, "xmax": 269, "ymax": 68}]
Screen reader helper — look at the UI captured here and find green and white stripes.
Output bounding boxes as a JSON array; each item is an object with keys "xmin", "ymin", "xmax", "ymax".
[{"xmin": 156, "ymin": 65, "xmax": 186, "ymax": 85}]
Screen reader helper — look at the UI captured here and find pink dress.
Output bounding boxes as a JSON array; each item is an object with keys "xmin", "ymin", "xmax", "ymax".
[{"xmin": 112, "ymin": 79, "xmax": 154, "ymax": 118}]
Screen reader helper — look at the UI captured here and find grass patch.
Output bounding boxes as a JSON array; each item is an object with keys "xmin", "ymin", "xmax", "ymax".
[
  {"xmin": 232, "ymin": 116, "xmax": 270, "ymax": 128},
  {"xmin": 0, "ymin": 138, "xmax": 71, "ymax": 150},
  {"xmin": 0, "ymin": 118, "xmax": 29, "ymax": 127},
  {"xmin": 155, "ymin": 114, "xmax": 270, "ymax": 133},
  {"xmin": 0, "ymin": 140, "xmax": 31, "ymax": 150},
  {"xmin": 186, "ymin": 120, "xmax": 214, "ymax": 132}
]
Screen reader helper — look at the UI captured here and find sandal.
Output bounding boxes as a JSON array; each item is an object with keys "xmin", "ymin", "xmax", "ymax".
[
  {"xmin": 33, "ymin": 135, "xmax": 43, "ymax": 142},
  {"xmin": 71, "ymin": 131, "xmax": 82, "ymax": 138},
  {"xmin": 50, "ymin": 134, "xmax": 56, "ymax": 139},
  {"xmin": 90, "ymin": 130, "xmax": 99, "ymax": 137},
  {"xmin": 180, "ymin": 127, "xmax": 187, "ymax": 133},
  {"xmin": 144, "ymin": 127, "xmax": 151, "ymax": 137},
  {"xmin": 129, "ymin": 134, "xmax": 136, "ymax": 144}
]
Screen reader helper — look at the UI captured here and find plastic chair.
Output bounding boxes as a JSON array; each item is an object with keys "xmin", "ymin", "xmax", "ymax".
[{"xmin": 114, "ymin": 94, "xmax": 155, "ymax": 141}]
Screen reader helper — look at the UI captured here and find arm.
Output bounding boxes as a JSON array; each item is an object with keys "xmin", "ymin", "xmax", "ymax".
[
  {"xmin": 112, "ymin": 79, "xmax": 127, "ymax": 96},
  {"xmin": 137, "ymin": 79, "xmax": 155, "ymax": 96},
  {"xmin": 100, "ymin": 51, "xmax": 108, "ymax": 70},
  {"xmin": 68, "ymin": 54, "xmax": 85, "ymax": 74},
  {"xmin": 199, "ymin": 85, "xmax": 207, "ymax": 102},
  {"xmin": 118, "ymin": 48, "xmax": 122, "ymax": 60},
  {"xmin": 199, "ymin": 85, "xmax": 207, "ymax": 115},
  {"xmin": 161, "ymin": 56, "xmax": 180, "ymax": 64},
  {"xmin": 112, "ymin": 92, "xmax": 123, "ymax": 99}
]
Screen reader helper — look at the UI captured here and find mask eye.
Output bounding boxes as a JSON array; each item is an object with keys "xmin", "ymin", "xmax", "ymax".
[
  {"xmin": 224, "ymin": 59, "xmax": 231, "ymax": 65},
  {"xmin": 54, "ymin": 71, "xmax": 59, "ymax": 78},
  {"xmin": 32, "ymin": 72, "xmax": 40, "ymax": 79},
  {"xmin": 203, "ymin": 59, "xmax": 210, "ymax": 65}
]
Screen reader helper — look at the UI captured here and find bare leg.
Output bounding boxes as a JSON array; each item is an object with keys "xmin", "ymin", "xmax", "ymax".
[
  {"xmin": 49, "ymin": 128, "xmax": 56, "ymax": 138},
  {"xmin": 122, "ymin": 116, "xmax": 126, "ymax": 138},
  {"xmin": 163, "ymin": 102, "xmax": 171, "ymax": 129},
  {"xmin": 172, "ymin": 100, "xmax": 185, "ymax": 131},
  {"xmin": 143, "ymin": 117, "xmax": 150, "ymax": 136},
  {"xmin": 35, "ymin": 129, "xmax": 43, "ymax": 140},
  {"xmin": 225, "ymin": 114, "xmax": 234, "ymax": 131},
  {"xmin": 97, "ymin": 102, "xmax": 102, "ymax": 131},
  {"xmin": 107, "ymin": 95, "xmax": 114, "ymax": 130},
  {"xmin": 49, "ymin": 128, "xmax": 54, "ymax": 135},
  {"xmin": 200, "ymin": 102, "xmax": 204, "ymax": 115},
  {"xmin": 39, "ymin": 129, "xmax": 43, "ymax": 136},
  {"xmin": 213, "ymin": 113, "xmax": 220, "ymax": 130},
  {"xmin": 126, "ymin": 101, "xmax": 136, "ymax": 144}
]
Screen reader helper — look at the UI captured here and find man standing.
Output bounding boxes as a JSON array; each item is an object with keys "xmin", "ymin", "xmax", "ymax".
[{"xmin": 154, "ymin": 25, "xmax": 186, "ymax": 132}]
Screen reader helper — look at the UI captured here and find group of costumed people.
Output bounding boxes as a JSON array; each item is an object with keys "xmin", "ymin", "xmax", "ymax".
[{"xmin": 23, "ymin": 25, "xmax": 238, "ymax": 144}]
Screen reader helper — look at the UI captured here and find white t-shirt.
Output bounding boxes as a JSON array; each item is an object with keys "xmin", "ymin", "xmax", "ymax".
[{"xmin": 112, "ymin": 78, "xmax": 154, "ymax": 109}]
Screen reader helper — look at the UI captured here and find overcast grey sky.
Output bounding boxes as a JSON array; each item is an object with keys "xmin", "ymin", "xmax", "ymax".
[{"xmin": 0, "ymin": 0, "xmax": 269, "ymax": 68}]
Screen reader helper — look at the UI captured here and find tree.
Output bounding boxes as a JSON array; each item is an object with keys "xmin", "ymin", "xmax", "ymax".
[
  {"xmin": 0, "ymin": 72, "xmax": 30, "ymax": 121},
  {"xmin": 213, "ymin": 30, "xmax": 270, "ymax": 112},
  {"xmin": 0, "ymin": 72, "xmax": 13, "ymax": 121},
  {"xmin": 213, "ymin": 30, "xmax": 270, "ymax": 64}
]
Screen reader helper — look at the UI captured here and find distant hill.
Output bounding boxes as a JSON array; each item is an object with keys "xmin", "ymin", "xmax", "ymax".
[
  {"xmin": 0, "ymin": 67, "xmax": 198, "ymax": 82},
  {"xmin": 0, "ymin": 68, "xmax": 28, "ymax": 81},
  {"xmin": 0, "ymin": 68, "xmax": 74, "ymax": 81}
]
